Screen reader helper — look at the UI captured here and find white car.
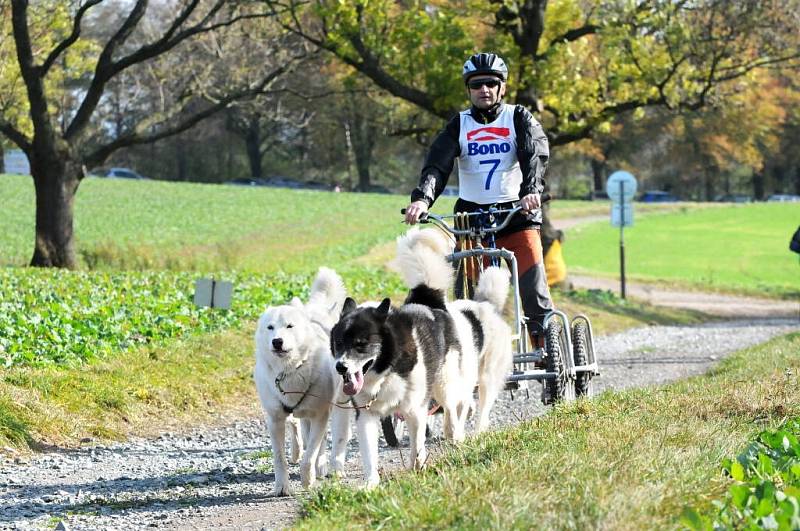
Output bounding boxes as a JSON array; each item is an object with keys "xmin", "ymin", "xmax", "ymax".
[
  {"xmin": 766, "ymin": 194, "xmax": 800, "ymax": 202},
  {"xmin": 93, "ymin": 167, "xmax": 149, "ymax": 180}
]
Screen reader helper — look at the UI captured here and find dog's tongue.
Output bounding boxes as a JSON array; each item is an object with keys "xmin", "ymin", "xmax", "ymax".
[{"xmin": 343, "ymin": 371, "xmax": 364, "ymax": 396}]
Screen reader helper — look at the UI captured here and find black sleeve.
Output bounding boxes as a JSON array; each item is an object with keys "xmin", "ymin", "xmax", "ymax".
[
  {"xmin": 514, "ymin": 105, "xmax": 549, "ymax": 197},
  {"xmin": 410, "ymin": 114, "xmax": 461, "ymax": 207}
]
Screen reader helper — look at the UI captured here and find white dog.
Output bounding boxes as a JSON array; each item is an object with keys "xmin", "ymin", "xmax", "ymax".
[{"xmin": 254, "ymin": 267, "xmax": 346, "ymax": 496}]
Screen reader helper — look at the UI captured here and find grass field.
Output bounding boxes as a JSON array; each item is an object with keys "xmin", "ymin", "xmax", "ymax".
[
  {"xmin": 564, "ymin": 203, "xmax": 800, "ymax": 298},
  {"xmin": 0, "ymin": 174, "xmax": 451, "ymax": 272},
  {"xmin": 1, "ymin": 174, "xmax": 687, "ymax": 272}
]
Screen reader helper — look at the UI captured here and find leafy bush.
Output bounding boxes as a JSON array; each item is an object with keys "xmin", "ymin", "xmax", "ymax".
[
  {"xmin": 0, "ymin": 267, "xmax": 403, "ymax": 368},
  {"xmin": 683, "ymin": 418, "xmax": 800, "ymax": 530}
]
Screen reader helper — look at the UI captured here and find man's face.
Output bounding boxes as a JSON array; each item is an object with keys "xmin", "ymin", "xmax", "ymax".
[{"xmin": 467, "ymin": 75, "xmax": 505, "ymax": 110}]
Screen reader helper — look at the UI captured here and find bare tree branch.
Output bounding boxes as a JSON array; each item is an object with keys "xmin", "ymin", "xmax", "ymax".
[
  {"xmin": 0, "ymin": 117, "xmax": 32, "ymax": 153},
  {"xmin": 66, "ymin": 0, "xmax": 149, "ymax": 140},
  {"xmin": 10, "ymin": 0, "xmax": 50, "ymax": 136},
  {"xmin": 67, "ymin": 1, "xmax": 280, "ymax": 141},
  {"xmin": 85, "ymin": 59, "xmax": 297, "ymax": 166},
  {"xmin": 268, "ymin": 0, "xmax": 449, "ymax": 119},
  {"xmin": 543, "ymin": 24, "xmax": 599, "ymax": 55},
  {"xmin": 41, "ymin": 0, "xmax": 104, "ymax": 75}
]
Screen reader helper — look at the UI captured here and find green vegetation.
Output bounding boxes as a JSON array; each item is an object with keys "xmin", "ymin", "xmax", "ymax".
[
  {"xmin": 297, "ymin": 334, "xmax": 800, "ymax": 530},
  {"xmin": 683, "ymin": 418, "xmax": 800, "ymax": 530},
  {"xmin": 564, "ymin": 203, "xmax": 800, "ymax": 298},
  {"xmin": 0, "ymin": 266, "xmax": 405, "ymax": 368}
]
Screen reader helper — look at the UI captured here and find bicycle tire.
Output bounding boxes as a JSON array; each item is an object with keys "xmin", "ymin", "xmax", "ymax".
[
  {"xmin": 542, "ymin": 320, "xmax": 568, "ymax": 405},
  {"xmin": 571, "ymin": 321, "xmax": 594, "ymax": 397}
]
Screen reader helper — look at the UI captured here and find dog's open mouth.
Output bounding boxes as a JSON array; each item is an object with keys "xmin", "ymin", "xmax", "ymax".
[
  {"xmin": 342, "ymin": 371, "xmax": 363, "ymax": 396},
  {"xmin": 342, "ymin": 359, "xmax": 375, "ymax": 396},
  {"xmin": 272, "ymin": 348, "xmax": 290, "ymax": 357}
]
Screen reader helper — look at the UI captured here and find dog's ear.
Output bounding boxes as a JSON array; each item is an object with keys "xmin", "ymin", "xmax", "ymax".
[
  {"xmin": 341, "ymin": 297, "xmax": 358, "ymax": 317},
  {"xmin": 376, "ymin": 297, "xmax": 391, "ymax": 317},
  {"xmin": 290, "ymin": 297, "xmax": 303, "ymax": 308}
]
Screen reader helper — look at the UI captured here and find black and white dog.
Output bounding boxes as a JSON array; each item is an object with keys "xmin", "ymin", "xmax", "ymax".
[{"xmin": 330, "ymin": 228, "xmax": 511, "ymax": 487}]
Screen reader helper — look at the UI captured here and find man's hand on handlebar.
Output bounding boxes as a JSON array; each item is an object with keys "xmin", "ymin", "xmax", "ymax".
[
  {"xmin": 404, "ymin": 200, "xmax": 429, "ymax": 224},
  {"xmin": 518, "ymin": 193, "xmax": 542, "ymax": 212}
]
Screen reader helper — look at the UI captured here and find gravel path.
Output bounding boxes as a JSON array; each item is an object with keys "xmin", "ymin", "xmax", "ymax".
[{"xmin": 2, "ymin": 317, "xmax": 797, "ymax": 531}]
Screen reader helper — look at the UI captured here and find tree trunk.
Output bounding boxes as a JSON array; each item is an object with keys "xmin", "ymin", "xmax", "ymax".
[
  {"xmin": 175, "ymin": 136, "xmax": 188, "ymax": 181},
  {"xmin": 350, "ymin": 116, "xmax": 376, "ymax": 192},
  {"xmin": 703, "ymin": 165, "xmax": 714, "ymax": 201},
  {"xmin": 0, "ymin": 143, "xmax": 5, "ymax": 173},
  {"xmin": 752, "ymin": 171, "xmax": 765, "ymax": 200},
  {"xmin": 30, "ymin": 156, "xmax": 81, "ymax": 268},
  {"xmin": 795, "ymin": 165, "xmax": 800, "ymax": 195},
  {"xmin": 245, "ymin": 117, "xmax": 263, "ymax": 179},
  {"xmin": 590, "ymin": 158, "xmax": 606, "ymax": 195}
]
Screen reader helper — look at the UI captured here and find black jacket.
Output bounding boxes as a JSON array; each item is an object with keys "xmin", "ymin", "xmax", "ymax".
[{"xmin": 411, "ymin": 103, "xmax": 549, "ymax": 230}]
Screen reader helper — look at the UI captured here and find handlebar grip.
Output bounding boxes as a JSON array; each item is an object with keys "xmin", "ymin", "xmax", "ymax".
[
  {"xmin": 400, "ymin": 207, "xmax": 428, "ymax": 222},
  {"xmin": 541, "ymin": 192, "xmax": 552, "ymax": 204}
]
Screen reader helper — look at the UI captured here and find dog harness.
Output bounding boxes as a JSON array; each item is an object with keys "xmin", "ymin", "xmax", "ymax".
[{"xmin": 274, "ymin": 370, "xmax": 312, "ymax": 414}]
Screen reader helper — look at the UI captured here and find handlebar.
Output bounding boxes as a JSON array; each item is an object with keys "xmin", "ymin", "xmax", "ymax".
[{"xmin": 401, "ymin": 193, "xmax": 552, "ymax": 236}]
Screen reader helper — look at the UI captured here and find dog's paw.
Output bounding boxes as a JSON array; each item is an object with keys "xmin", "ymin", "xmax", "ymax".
[
  {"xmin": 413, "ymin": 451, "xmax": 428, "ymax": 471},
  {"xmin": 329, "ymin": 460, "xmax": 347, "ymax": 478},
  {"xmin": 362, "ymin": 475, "xmax": 380, "ymax": 490},
  {"xmin": 315, "ymin": 457, "xmax": 329, "ymax": 478},
  {"xmin": 300, "ymin": 462, "xmax": 317, "ymax": 488},
  {"xmin": 272, "ymin": 482, "xmax": 292, "ymax": 497}
]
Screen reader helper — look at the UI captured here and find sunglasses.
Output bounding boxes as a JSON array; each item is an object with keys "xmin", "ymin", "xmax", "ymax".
[{"xmin": 467, "ymin": 78, "xmax": 502, "ymax": 90}]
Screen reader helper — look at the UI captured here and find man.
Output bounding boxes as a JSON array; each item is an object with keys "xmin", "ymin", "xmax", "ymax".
[{"xmin": 404, "ymin": 52, "xmax": 554, "ymax": 351}]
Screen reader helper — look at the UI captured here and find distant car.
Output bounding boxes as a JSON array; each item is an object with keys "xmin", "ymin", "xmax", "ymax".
[
  {"xmin": 95, "ymin": 167, "xmax": 149, "ymax": 180},
  {"xmin": 225, "ymin": 177, "xmax": 265, "ymax": 186},
  {"xmin": 716, "ymin": 194, "xmax": 752, "ymax": 203},
  {"xmin": 639, "ymin": 190, "xmax": 679, "ymax": 203},
  {"xmin": 301, "ymin": 180, "xmax": 332, "ymax": 191},
  {"xmin": 766, "ymin": 194, "xmax": 800, "ymax": 202},
  {"xmin": 263, "ymin": 177, "xmax": 304, "ymax": 189}
]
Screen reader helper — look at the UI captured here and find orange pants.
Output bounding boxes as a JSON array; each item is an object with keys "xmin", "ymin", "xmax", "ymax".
[{"xmin": 456, "ymin": 228, "xmax": 553, "ymax": 337}]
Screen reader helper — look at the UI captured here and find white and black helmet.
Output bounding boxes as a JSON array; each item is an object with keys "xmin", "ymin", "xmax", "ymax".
[{"xmin": 462, "ymin": 52, "xmax": 508, "ymax": 83}]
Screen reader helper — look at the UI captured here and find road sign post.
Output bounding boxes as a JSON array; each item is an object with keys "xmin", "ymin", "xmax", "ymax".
[{"xmin": 606, "ymin": 171, "xmax": 638, "ymax": 299}]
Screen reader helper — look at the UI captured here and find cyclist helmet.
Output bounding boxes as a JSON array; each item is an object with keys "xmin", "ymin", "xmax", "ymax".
[{"xmin": 462, "ymin": 52, "xmax": 508, "ymax": 83}]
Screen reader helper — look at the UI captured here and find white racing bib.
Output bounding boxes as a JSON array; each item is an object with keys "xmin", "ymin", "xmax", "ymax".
[{"xmin": 457, "ymin": 104, "xmax": 522, "ymax": 204}]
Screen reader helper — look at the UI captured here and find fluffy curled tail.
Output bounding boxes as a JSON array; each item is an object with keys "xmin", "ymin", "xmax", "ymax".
[
  {"xmin": 473, "ymin": 266, "xmax": 510, "ymax": 314},
  {"xmin": 307, "ymin": 266, "xmax": 347, "ymax": 316},
  {"xmin": 392, "ymin": 227, "xmax": 454, "ymax": 292}
]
